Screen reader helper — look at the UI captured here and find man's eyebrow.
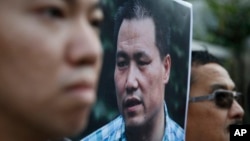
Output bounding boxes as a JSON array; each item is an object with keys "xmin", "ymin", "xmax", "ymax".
[
  {"xmin": 211, "ymin": 84, "xmax": 227, "ymax": 91},
  {"xmin": 116, "ymin": 51, "xmax": 128, "ymax": 59},
  {"xmin": 90, "ymin": 1, "xmax": 102, "ymax": 11},
  {"xmin": 63, "ymin": 0, "xmax": 75, "ymax": 5},
  {"xmin": 232, "ymin": 86, "xmax": 237, "ymax": 91},
  {"xmin": 134, "ymin": 51, "xmax": 150, "ymax": 60}
]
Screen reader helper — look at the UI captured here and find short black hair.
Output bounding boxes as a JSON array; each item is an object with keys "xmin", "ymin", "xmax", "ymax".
[
  {"xmin": 114, "ymin": 0, "xmax": 173, "ymax": 60},
  {"xmin": 191, "ymin": 50, "xmax": 221, "ymax": 67}
]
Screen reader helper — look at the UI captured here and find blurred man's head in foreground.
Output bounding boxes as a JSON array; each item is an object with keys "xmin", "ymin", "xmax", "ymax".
[{"xmin": 0, "ymin": 0, "xmax": 103, "ymax": 140}]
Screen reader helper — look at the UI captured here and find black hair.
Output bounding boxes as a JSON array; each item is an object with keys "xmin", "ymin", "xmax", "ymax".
[
  {"xmin": 191, "ymin": 50, "xmax": 222, "ymax": 67},
  {"xmin": 114, "ymin": 0, "xmax": 173, "ymax": 60}
]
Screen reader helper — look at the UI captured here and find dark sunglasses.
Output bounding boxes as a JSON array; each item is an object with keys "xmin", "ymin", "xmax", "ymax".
[{"xmin": 189, "ymin": 89, "xmax": 242, "ymax": 109}]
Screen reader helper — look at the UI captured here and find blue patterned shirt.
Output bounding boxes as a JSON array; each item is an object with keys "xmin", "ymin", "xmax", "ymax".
[{"xmin": 81, "ymin": 103, "xmax": 184, "ymax": 141}]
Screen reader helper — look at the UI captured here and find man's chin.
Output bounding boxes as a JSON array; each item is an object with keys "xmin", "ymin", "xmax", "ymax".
[{"xmin": 124, "ymin": 116, "xmax": 145, "ymax": 129}]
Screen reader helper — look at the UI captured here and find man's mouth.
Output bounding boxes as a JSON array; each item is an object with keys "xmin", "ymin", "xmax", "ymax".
[
  {"xmin": 124, "ymin": 98, "xmax": 142, "ymax": 108},
  {"xmin": 227, "ymin": 120, "xmax": 243, "ymax": 132}
]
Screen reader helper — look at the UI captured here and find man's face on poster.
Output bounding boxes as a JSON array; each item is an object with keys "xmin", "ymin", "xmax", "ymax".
[{"xmin": 114, "ymin": 17, "xmax": 171, "ymax": 128}]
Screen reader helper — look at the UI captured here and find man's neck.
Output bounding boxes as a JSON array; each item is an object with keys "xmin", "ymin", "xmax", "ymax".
[
  {"xmin": 125, "ymin": 104, "xmax": 165, "ymax": 141},
  {"xmin": 0, "ymin": 112, "xmax": 48, "ymax": 141}
]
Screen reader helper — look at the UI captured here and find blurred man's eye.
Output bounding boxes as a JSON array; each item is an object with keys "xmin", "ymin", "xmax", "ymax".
[
  {"xmin": 39, "ymin": 6, "xmax": 65, "ymax": 19},
  {"xmin": 89, "ymin": 9, "xmax": 103, "ymax": 30},
  {"xmin": 90, "ymin": 19, "xmax": 102, "ymax": 29}
]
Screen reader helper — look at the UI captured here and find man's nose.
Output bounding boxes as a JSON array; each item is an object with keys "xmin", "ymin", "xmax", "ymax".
[
  {"xmin": 126, "ymin": 64, "xmax": 139, "ymax": 94},
  {"xmin": 65, "ymin": 20, "xmax": 102, "ymax": 68},
  {"xmin": 228, "ymin": 100, "xmax": 244, "ymax": 119}
]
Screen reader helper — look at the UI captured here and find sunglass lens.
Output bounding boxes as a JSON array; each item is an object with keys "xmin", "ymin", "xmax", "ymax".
[
  {"xmin": 215, "ymin": 91, "xmax": 233, "ymax": 109},
  {"xmin": 235, "ymin": 93, "xmax": 243, "ymax": 104}
]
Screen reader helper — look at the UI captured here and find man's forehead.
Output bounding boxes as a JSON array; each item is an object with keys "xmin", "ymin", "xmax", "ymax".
[
  {"xmin": 193, "ymin": 63, "xmax": 235, "ymax": 90},
  {"xmin": 118, "ymin": 18, "xmax": 155, "ymax": 40},
  {"xmin": 117, "ymin": 18, "xmax": 156, "ymax": 53},
  {"xmin": 30, "ymin": 0, "xmax": 99, "ymax": 4},
  {"xmin": 200, "ymin": 63, "xmax": 230, "ymax": 78},
  {"xmin": 26, "ymin": 0, "xmax": 101, "ymax": 9}
]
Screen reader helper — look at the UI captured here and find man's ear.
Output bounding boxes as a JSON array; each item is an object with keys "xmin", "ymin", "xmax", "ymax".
[{"xmin": 162, "ymin": 54, "xmax": 171, "ymax": 84}]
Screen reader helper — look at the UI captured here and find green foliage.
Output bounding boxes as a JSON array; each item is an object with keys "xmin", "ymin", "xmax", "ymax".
[{"xmin": 205, "ymin": 0, "xmax": 250, "ymax": 53}]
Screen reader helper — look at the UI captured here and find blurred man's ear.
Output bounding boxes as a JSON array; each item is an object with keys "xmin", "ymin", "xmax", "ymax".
[{"xmin": 162, "ymin": 54, "xmax": 171, "ymax": 84}]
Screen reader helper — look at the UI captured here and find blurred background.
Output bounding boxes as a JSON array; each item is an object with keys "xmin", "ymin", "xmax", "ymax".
[{"xmin": 72, "ymin": 0, "xmax": 250, "ymax": 140}]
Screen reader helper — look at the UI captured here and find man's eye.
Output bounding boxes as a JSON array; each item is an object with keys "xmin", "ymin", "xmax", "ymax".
[
  {"xmin": 91, "ymin": 19, "xmax": 102, "ymax": 28},
  {"xmin": 39, "ymin": 7, "xmax": 65, "ymax": 19},
  {"xmin": 138, "ymin": 61, "xmax": 150, "ymax": 66},
  {"xmin": 90, "ymin": 9, "xmax": 103, "ymax": 29},
  {"xmin": 117, "ymin": 61, "xmax": 128, "ymax": 68}
]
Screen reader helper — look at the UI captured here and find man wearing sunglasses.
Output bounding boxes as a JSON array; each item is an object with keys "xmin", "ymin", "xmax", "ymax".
[{"xmin": 186, "ymin": 50, "xmax": 244, "ymax": 141}]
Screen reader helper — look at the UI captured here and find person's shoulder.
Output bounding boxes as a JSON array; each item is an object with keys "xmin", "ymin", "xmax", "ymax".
[
  {"xmin": 163, "ymin": 103, "xmax": 184, "ymax": 140},
  {"xmin": 164, "ymin": 116, "xmax": 184, "ymax": 141},
  {"xmin": 168, "ymin": 117, "xmax": 184, "ymax": 132},
  {"xmin": 80, "ymin": 115, "xmax": 124, "ymax": 141}
]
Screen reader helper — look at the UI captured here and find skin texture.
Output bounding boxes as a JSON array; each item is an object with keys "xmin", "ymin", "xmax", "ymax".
[
  {"xmin": 114, "ymin": 18, "xmax": 171, "ymax": 141},
  {"xmin": 186, "ymin": 63, "xmax": 244, "ymax": 141},
  {"xmin": 0, "ymin": 0, "xmax": 103, "ymax": 140}
]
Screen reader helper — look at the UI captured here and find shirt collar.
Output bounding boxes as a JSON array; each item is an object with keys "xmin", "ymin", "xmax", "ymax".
[{"xmin": 120, "ymin": 102, "xmax": 169, "ymax": 141}]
